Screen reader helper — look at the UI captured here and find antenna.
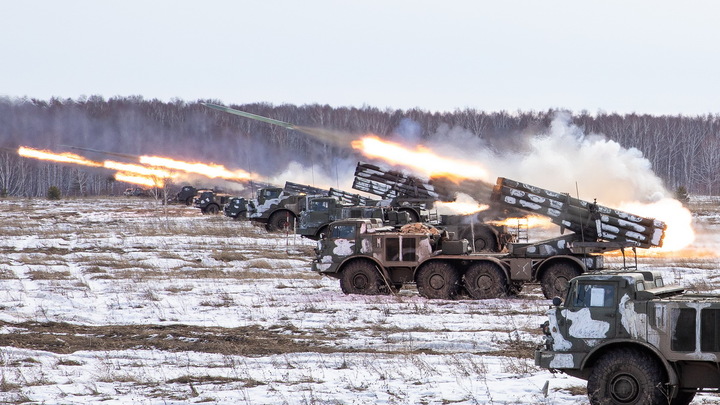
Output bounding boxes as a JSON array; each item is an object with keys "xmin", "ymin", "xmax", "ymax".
[{"xmin": 576, "ymin": 182, "xmax": 586, "ymax": 243}]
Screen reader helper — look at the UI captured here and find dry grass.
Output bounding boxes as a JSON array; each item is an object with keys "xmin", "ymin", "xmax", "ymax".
[{"xmin": 27, "ymin": 270, "xmax": 72, "ymax": 280}]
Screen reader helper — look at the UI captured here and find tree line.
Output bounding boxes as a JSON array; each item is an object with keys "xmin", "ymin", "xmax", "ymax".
[{"xmin": 0, "ymin": 96, "xmax": 718, "ymax": 198}]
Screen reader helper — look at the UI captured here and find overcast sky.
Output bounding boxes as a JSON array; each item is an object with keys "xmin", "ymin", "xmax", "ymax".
[{"xmin": 1, "ymin": 1, "xmax": 719, "ymax": 115}]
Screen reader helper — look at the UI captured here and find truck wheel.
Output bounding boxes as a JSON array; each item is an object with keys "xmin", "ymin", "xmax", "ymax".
[
  {"xmin": 474, "ymin": 235, "xmax": 498, "ymax": 252},
  {"xmin": 206, "ymin": 204, "xmax": 219, "ymax": 215},
  {"xmin": 184, "ymin": 196, "xmax": 193, "ymax": 206},
  {"xmin": 540, "ymin": 262, "xmax": 581, "ymax": 299},
  {"xmin": 587, "ymin": 349, "xmax": 666, "ymax": 405},
  {"xmin": 416, "ymin": 262, "xmax": 460, "ymax": 299},
  {"xmin": 463, "ymin": 262, "xmax": 508, "ymax": 299},
  {"xmin": 340, "ymin": 261, "xmax": 384, "ymax": 295},
  {"xmin": 267, "ymin": 211, "xmax": 295, "ymax": 232}
]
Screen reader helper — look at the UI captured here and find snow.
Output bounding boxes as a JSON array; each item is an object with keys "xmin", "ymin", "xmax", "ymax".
[{"xmin": 0, "ymin": 196, "xmax": 719, "ymax": 404}]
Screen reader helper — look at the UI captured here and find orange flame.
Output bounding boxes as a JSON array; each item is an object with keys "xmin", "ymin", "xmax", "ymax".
[
  {"xmin": 104, "ymin": 160, "xmax": 174, "ymax": 179},
  {"xmin": 618, "ymin": 198, "xmax": 694, "ymax": 252},
  {"xmin": 351, "ymin": 135, "xmax": 491, "ymax": 182},
  {"xmin": 18, "ymin": 146, "xmax": 166, "ymax": 187},
  {"xmin": 115, "ymin": 172, "xmax": 163, "ymax": 188},
  {"xmin": 18, "ymin": 147, "xmax": 103, "ymax": 167},
  {"xmin": 139, "ymin": 156, "xmax": 256, "ymax": 181},
  {"xmin": 491, "ymin": 215, "xmax": 555, "ymax": 229}
]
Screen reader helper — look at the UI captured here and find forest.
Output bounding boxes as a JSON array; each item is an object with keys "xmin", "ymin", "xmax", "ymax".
[{"xmin": 0, "ymin": 95, "xmax": 718, "ymax": 198}]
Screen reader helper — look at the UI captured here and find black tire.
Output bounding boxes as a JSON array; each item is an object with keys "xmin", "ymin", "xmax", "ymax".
[
  {"xmin": 267, "ymin": 211, "xmax": 295, "ymax": 232},
  {"xmin": 670, "ymin": 390, "xmax": 696, "ymax": 405},
  {"xmin": 416, "ymin": 261, "xmax": 460, "ymax": 299},
  {"xmin": 340, "ymin": 261, "xmax": 385, "ymax": 295},
  {"xmin": 206, "ymin": 204, "xmax": 219, "ymax": 215},
  {"xmin": 184, "ymin": 196, "xmax": 193, "ymax": 206},
  {"xmin": 474, "ymin": 235, "xmax": 498, "ymax": 252},
  {"xmin": 540, "ymin": 262, "xmax": 581, "ymax": 299},
  {"xmin": 463, "ymin": 262, "xmax": 508, "ymax": 299},
  {"xmin": 587, "ymin": 349, "xmax": 667, "ymax": 405}
]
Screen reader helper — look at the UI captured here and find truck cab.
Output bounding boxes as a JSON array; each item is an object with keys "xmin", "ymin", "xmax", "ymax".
[{"xmin": 536, "ymin": 270, "xmax": 717, "ymax": 404}]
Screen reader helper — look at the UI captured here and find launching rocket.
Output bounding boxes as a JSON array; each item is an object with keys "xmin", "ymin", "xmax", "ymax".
[{"xmin": 202, "ymin": 103, "xmax": 298, "ymax": 130}]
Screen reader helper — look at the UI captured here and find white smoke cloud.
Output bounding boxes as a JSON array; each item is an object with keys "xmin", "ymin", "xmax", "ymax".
[
  {"xmin": 420, "ymin": 111, "xmax": 668, "ymax": 206},
  {"xmin": 267, "ymin": 161, "xmax": 357, "ymax": 192},
  {"xmin": 498, "ymin": 112, "xmax": 667, "ymax": 205}
]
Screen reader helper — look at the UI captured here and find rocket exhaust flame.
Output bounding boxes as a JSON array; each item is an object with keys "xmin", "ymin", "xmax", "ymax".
[
  {"xmin": 18, "ymin": 146, "xmax": 166, "ymax": 188},
  {"xmin": 115, "ymin": 173, "xmax": 164, "ymax": 188},
  {"xmin": 350, "ymin": 135, "xmax": 491, "ymax": 183},
  {"xmin": 103, "ymin": 161, "xmax": 174, "ymax": 179},
  {"xmin": 18, "ymin": 145, "xmax": 261, "ymax": 186},
  {"xmin": 138, "ymin": 156, "xmax": 256, "ymax": 181},
  {"xmin": 18, "ymin": 147, "xmax": 103, "ymax": 168},
  {"xmin": 618, "ymin": 199, "xmax": 694, "ymax": 252},
  {"xmin": 490, "ymin": 215, "xmax": 555, "ymax": 229}
]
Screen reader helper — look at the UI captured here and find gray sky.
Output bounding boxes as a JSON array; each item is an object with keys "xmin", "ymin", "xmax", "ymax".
[{"xmin": 2, "ymin": 0, "xmax": 719, "ymax": 115}]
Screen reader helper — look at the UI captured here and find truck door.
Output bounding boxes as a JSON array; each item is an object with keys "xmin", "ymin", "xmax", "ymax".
[{"xmin": 563, "ymin": 281, "xmax": 618, "ymax": 339}]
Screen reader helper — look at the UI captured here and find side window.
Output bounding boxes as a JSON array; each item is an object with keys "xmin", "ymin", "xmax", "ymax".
[
  {"xmin": 401, "ymin": 237, "xmax": 416, "ymax": 261},
  {"xmin": 386, "ymin": 238, "xmax": 400, "ymax": 261},
  {"xmin": 672, "ymin": 308, "xmax": 696, "ymax": 352},
  {"xmin": 636, "ymin": 281, "xmax": 645, "ymax": 291},
  {"xmin": 330, "ymin": 225, "xmax": 356, "ymax": 239},
  {"xmin": 310, "ymin": 200, "xmax": 330, "ymax": 211},
  {"xmin": 386, "ymin": 237, "xmax": 416, "ymax": 262},
  {"xmin": 574, "ymin": 283, "xmax": 616, "ymax": 308},
  {"xmin": 701, "ymin": 308, "xmax": 720, "ymax": 352}
]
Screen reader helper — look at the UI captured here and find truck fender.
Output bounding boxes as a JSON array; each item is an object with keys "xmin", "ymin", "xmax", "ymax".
[
  {"xmin": 337, "ymin": 256, "xmax": 392, "ymax": 281},
  {"xmin": 581, "ymin": 340, "xmax": 679, "ymax": 388},
  {"xmin": 469, "ymin": 256, "xmax": 512, "ymax": 282},
  {"xmin": 536, "ymin": 256, "xmax": 586, "ymax": 279}
]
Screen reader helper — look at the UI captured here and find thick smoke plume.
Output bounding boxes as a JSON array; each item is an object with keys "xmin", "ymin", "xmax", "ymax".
[{"xmin": 410, "ymin": 112, "xmax": 669, "ymax": 207}]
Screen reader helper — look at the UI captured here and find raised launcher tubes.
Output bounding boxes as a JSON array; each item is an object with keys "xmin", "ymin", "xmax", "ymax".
[
  {"xmin": 328, "ymin": 188, "xmax": 374, "ymax": 206},
  {"xmin": 284, "ymin": 181, "xmax": 329, "ymax": 197},
  {"xmin": 491, "ymin": 177, "xmax": 666, "ymax": 249},
  {"xmin": 351, "ymin": 162, "xmax": 455, "ymax": 202}
]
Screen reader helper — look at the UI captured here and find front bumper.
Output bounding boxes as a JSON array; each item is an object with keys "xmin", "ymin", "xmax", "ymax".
[{"xmin": 535, "ymin": 349, "xmax": 585, "ymax": 370}]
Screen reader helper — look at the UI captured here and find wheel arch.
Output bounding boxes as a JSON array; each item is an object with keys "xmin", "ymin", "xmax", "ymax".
[
  {"xmin": 337, "ymin": 256, "xmax": 390, "ymax": 280},
  {"xmin": 536, "ymin": 256, "xmax": 586, "ymax": 282},
  {"xmin": 582, "ymin": 340, "xmax": 679, "ymax": 387},
  {"xmin": 269, "ymin": 208, "xmax": 297, "ymax": 220}
]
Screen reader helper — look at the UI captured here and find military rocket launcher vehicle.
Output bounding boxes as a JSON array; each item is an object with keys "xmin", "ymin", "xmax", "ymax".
[
  {"xmin": 491, "ymin": 177, "xmax": 666, "ymax": 249},
  {"xmin": 351, "ymin": 162, "xmax": 512, "ymax": 251},
  {"xmin": 312, "ymin": 177, "xmax": 666, "ymax": 300}
]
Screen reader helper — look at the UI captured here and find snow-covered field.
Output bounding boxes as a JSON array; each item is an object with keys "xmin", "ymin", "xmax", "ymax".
[{"xmin": 1, "ymin": 196, "xmax": 720, "ymax": 404}]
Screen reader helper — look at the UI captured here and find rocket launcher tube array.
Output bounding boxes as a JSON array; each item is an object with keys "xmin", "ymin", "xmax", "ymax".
[
  {"xmin": 352, "ymin": 162, "xmax": 452, "ymax": 201},
  {"xmin": 491, "ymin": 177, "xmax": 667, "ymax": 248}
]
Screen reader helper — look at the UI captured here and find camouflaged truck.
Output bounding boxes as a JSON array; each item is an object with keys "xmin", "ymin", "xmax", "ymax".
[
  {"xmin": 173, "ymin": 185, "xmax": 202, "ymax": 206},
  {"xmin": 246, "ymin": 186, "xmax": 308, "ymax": 231},
  {"xmin": 311, "ymin": 217, "xmax": 629, "ymax": 299},
  {"xmin": 194, "ymin": 190, "xmax": 233, "ymax": 214},
  {"xmin": 534, "ymin": 270, "xmax": 720, "ymax": 405},
  {"xmin": 297, "ymin": 197, "xmax": 413, "ymax": 240},
  {"xmin": 224, "ymin": 197, "xmax": 250, "ymax": 220}
]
